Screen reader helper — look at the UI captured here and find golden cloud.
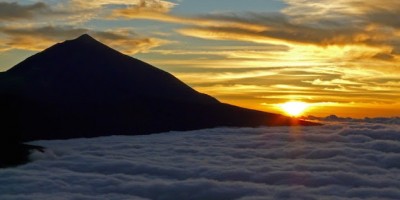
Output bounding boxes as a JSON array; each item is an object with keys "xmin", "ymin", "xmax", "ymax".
[
  {"xmin": 0, "ymin": 26, "xmax": 168, "ymax": 54},
  {"xmin": 110, "ymin": 4, "xmax": 267, "ymax": 32},
  {"xmin": 304, "ymin": 79, "xmax": 362, "ymax": 86},
  {"xmin": 71, "ymin": 0, "xmax": 176, "ymax": 11}
]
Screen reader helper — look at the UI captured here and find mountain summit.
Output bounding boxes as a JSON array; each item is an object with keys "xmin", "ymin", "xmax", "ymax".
[
  {"xmin": 0, "ymin": 34, "xmax": 317, "ymax": 166},
  {"xmin": 7, "ymin": 33, "xmax": 217, "ymax": 105}
]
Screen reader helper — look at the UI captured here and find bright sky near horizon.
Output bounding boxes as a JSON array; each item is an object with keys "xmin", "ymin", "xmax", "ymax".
[{"xmin": 0, "ymin": 0, "xmax": 399, "ymax": 118}]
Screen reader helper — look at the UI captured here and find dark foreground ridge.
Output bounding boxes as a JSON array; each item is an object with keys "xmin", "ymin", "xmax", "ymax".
[{"xmin": 0, "ymin": 34, "xmax": 319, "ymax": 167}]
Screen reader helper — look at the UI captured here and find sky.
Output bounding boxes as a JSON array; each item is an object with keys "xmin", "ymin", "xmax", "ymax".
[
  {"xmin": 0, "ymin": 0, "xmax": 399, "ymax": 118},
  {"xmin": 2, "ymin": 121, "xmax": 400, "ymax": 199}
]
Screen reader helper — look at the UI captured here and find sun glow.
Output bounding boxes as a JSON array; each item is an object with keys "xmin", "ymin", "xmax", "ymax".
[{"xmin": 279, "ymin": 101, "xmax": 309, "ymax": 117}]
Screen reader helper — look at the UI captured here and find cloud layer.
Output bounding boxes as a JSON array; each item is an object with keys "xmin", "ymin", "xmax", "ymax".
[{"xmin": 1, "ymin": 122, "xmax": 400, "ymax": 199}]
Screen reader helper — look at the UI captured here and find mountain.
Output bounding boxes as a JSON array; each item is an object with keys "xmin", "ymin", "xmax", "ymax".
[
  {"xmin": 0, "ymin": 34, "xmax": 318, "ymax": 167},
  {"xmin": 7, "ymin": 34, "xmax": 218, "ymax": 106}
]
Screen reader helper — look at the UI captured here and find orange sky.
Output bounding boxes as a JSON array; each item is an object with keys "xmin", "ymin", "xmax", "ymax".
[{"xmin": 0, "ymin": 0, "xmax": 399, "ymax": 118}]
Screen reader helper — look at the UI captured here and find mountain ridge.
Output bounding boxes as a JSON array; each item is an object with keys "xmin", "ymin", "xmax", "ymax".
[
  {"xmin": 0, "ymin": 34, "xmax": 318, "ymax": 167},
  {"xmin": 7, "ymin": 34, "xmax": 219, "ymax": 107}
]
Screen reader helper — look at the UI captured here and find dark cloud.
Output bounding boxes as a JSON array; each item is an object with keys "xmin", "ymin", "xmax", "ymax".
[
  {"xmin": 172, "ymin": 3, "xmax": 400, "ymax": 62},
  {"xmin": 372, "ymin": 53, "xmax": 395, "ymax": 61},
  {"xmin": 1, "ymin": 122, "xmax": 400, "ymax": 199},
  {"xmin": 347, "ymin": 0, "xmax": 400, "ymax": 29},
  {"xmin": 180, "ymin": 12, "xmax": 370, "ymax": 46},
  {"xmin": 0, "ymin": 2, "xmax": 66, "ymax": 21},
  {"xmin": 305, "ymin": 115, "xmax": 400, "ymax": 125},
  {"xmin": 0, "ymin": 2, "xmax": 47, "ymax": 20}
]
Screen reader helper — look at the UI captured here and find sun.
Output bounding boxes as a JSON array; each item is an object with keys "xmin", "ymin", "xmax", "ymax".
[{"xmin": 279, "ymin": 101, "xmax": 309, "ymax": 117}]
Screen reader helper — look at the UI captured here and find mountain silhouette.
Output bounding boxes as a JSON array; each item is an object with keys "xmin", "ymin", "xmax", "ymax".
[
  {"xmin": 0, "ymin": 34, "xmax": 318, "ymax": 167},
  {"xmin": 7, "ymin": 34, "xmax": 218, "ymax": 106}
]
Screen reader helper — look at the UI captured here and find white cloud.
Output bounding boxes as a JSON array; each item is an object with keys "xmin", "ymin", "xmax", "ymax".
[{"xmin": 0, "ymin": 122, "xmax": 400, "ymax": 199}]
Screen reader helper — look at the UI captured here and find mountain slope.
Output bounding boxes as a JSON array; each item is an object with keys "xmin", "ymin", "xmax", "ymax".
[
  {"xmin": 7, "ymin": 34, "xmax": 218, "ymax": 105},
  {"xmin": 1, "ymin": 34, "xmax": 317, "ymax": 142}
]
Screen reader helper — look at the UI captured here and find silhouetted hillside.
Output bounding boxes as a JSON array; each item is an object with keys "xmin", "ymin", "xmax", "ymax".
[{"xmin": 0, "ymin": 34, "xmax": 318, "ymax": 167}]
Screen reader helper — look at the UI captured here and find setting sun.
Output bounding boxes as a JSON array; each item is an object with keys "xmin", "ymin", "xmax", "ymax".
[{"xmin": 279, "ymin": 101, "xmax": 309, "ymax": 117}]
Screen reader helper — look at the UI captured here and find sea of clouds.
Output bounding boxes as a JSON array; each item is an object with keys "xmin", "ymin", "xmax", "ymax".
[{"xmin": 1, "ymin": 120, "xmax": 400, "ymax": 200}]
